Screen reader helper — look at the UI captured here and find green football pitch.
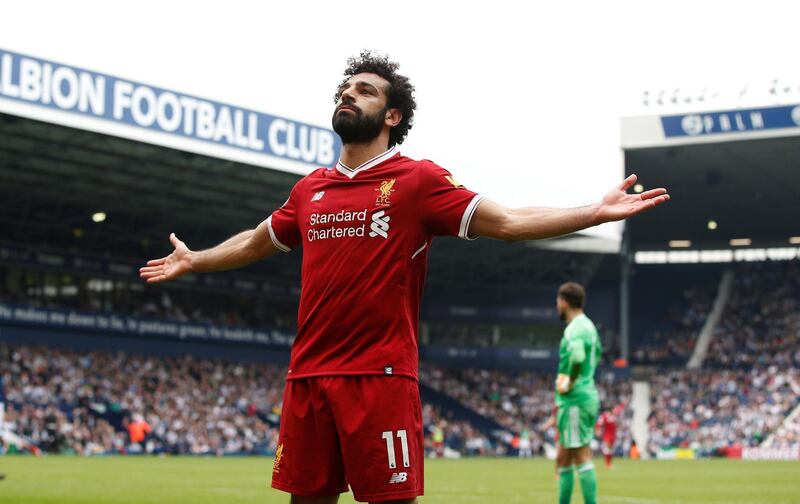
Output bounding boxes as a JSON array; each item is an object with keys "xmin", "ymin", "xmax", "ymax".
[{"xmin": 0, "ymin": 456, "xmax": 798, "ymax": 503}]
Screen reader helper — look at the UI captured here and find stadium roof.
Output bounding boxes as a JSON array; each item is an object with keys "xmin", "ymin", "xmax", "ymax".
[
  {"xmin": 622, "ymin": 105, "xmax": 800, "ymax": 253},
  {"xmin": 0, "ymin": 113, "xmax": 299, "ymax": 246}
]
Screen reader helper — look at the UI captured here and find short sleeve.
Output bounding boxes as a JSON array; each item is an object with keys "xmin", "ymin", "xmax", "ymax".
[
  {"xmin": 266, "ymin": 180, "xmax": 303, "ymax": 252},
  {"xmin": 418, "ymin": 161, "xmax": 485, "ymax": 239}
]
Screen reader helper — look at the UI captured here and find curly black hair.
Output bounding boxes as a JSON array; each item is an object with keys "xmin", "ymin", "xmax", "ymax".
[{"xmin": 336, "ymin": 50, "xmax": 416, "ymax": 147}]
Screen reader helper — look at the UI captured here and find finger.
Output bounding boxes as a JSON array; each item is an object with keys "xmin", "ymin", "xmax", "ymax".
[
  {"xmin": 639, "ymin": 188, "xmax": 668, "ymax": 200},
  {"xmin": 619, "ymin": 174, "xmax": 637, "ymax": 191},
  {"xmin": 139, "ymin": 266, "xmax": 164, "ymax": 274},
  {"xmin": 146, "ymin": 275, "xmax": 168, "ymax": 284},
  {"xmin": 146, "ymin": 257, "xmax": 167, "ymax": 266},
  {"xmin": 139, "ymin": 270, "xmax": 164, "ymax": 279},
  {"xmin": 633, "ymin": 195, "xmax": 669, "ymax": 214},
  {"xmin": 169, "ymin": 233, "xmax": 181, "ymax": 248}
]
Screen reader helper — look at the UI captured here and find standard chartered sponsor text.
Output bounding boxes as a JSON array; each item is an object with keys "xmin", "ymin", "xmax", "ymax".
[{"xmin": 308, "ymin": 209, "xmax": 368, "ymax": 242}]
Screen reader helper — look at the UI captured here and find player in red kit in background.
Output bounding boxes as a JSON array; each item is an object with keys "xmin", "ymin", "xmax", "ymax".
[
  {"xmin": 596, "ymin": 405, "xmax": 621, "ymax": 469},
  {"xmin": 139, "ymin": 51, "xmax": 669, "ymax": 503}
]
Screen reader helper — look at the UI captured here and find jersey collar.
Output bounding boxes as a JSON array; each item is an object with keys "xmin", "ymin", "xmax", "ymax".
[{"xmin": 335, "ymin": 146, "xmax": 398, "ymax": 179}]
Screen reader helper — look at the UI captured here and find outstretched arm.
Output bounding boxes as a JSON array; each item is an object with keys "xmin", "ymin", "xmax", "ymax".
[
  {"xmin": 139, "ymin": 218, "xmax": 279, "ymax": 284},
  {"xmin": 469, "ymin": 174, "xmax": 669, "ymax": 241}
]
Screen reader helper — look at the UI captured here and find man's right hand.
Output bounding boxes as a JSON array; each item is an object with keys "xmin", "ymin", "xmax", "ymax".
[
  {"xmin": 555, "ymin": 373, "xmax": 572, "ymax": 394},
  {"xmin": 139, "ymin": 233, "xmax": 193, "ymax": 284}
]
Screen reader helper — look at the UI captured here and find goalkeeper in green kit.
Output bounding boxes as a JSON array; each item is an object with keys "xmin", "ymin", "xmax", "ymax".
[{"xmin": 554, "ymin": 282, "xmax": 601, "ymax": 504}]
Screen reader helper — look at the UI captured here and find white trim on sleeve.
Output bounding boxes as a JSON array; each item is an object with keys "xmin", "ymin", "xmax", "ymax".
[
  {"xmin": 266, "ymin": 215, "xmax": 292, "ymax": 252},
  {"xmin": 458, "ymin": 195, "xmax": 486, "ymax": 240}
]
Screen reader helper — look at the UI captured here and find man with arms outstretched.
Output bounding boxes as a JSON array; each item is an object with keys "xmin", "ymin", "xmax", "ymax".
[
  {"xmin": 140, "ymin": 51, "xmax": 668, "ymax": 504},
  {"xmin": 554, "ymin": 282, "xmax": 602, "ymax": 504}
]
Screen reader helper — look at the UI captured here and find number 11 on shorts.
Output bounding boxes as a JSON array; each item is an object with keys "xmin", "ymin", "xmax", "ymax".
[{"xmin": 381, "ymin": 430, "xmax": 410, "ymax": 469}]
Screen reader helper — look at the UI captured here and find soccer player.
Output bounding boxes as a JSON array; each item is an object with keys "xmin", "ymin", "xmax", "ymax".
[
  {"xmin": 432, "ymin": 422, "xmax": 445, "ymax": 459},
  {"xmin": 518, "ymin": 426, "xmax": 532, "ymax": 458},
  {"xmin": 596, "ymin": 405, "xmax": 620, "ymax": 469},
  {"xmin": 139, "ymin": 52, "xmax": 668, "ymax": 504},
  {"xmin": 554, "ymin": 282, "xmax": 602, "ymax": 504}
]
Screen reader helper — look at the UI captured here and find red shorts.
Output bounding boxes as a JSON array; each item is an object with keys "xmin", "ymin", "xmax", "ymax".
[{"xmin": 270, "ymin": 375, "xmax": 424, "ymax": 502}]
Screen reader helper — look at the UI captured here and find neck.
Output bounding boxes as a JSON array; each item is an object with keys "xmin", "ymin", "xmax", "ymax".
[
  {"xmin": 565, "ymin": 309, "xmax": 584, "ymax": 324},
  {"xmin": 338, "ymin": 135, "xmax": 392, "ymax": 168}
]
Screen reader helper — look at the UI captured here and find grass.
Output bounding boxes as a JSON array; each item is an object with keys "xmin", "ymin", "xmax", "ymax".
[{"xmin": 0, "ymin": 456, "xmax": 798, "ymax": 503}]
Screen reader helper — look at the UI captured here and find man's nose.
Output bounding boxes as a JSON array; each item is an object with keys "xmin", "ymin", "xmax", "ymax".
[{"xmin": 340, "ymin": 86, "xmax": 357, "ymax": 103}]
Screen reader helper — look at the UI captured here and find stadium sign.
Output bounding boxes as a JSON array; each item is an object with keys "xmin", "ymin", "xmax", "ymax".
[
  {"xmin": 429, "ymin": 303, "xmax": 558, "ymax": 323},
  {"xmin": 0, "ymin": 48, "xmax": 340, "ymax": 171},
  {"xmin": 661, "ymin": 104, "xmax": 800, "ymax": 138},
  {"xmin": 423, "ymin": 346, "xmax": 557, "ymax": 370},
  {"xmin": 0, "ymin": 303, "xmax": 295, "ymax": 348},
  {"xmin": 741, "ymin": 446, "xmax": 800, "ymax": 461},
  {"xmin": 656, "ymin": 447, "xmax": 697, "ymax": 460}
]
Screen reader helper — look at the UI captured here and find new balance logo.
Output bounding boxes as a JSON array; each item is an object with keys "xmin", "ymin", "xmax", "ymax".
[
  {"xmin": 311, "ymin": 191, "xmax": 325, "ymax": 202},
  {"xmin": 369, "ymin": 210, "xmax": 390, "ymax": 239},
  {"xmin": 389, "ymin": 472, "xmax": 408, "ymax": 484}
]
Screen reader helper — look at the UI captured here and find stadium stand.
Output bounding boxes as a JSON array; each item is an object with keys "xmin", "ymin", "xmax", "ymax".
[
  {"xmin": 1, "ymin": 344, "xmax": 284, "ymax": 455},
  {"xmin": 647, "ymin": 260, "xmax": 800, "ymax": 455},
  {"xmin": 706, "ymin": 261, "xmax": 800, "ymax": 369},
  {"xmin": 647, "ymin": 366, "xmax": 799, "ymax": 455},
  {"xmin": 3, "ymin": 258, "xmax": 799, "ymax": 460},
  {"xmin": 1, "ymin": 343, "xmax": 511, "ymax": 457},
  {"xmin": 0, "ymin": 264, "xmax": 297, "ymax": 331},
  {"xmin": 419, "ymin": 364, "xmax": 633, "ymax": 456},
  {"xmin": 767, "ymin": 406, "xmax": 800, "ymax": 449},
  {"xmin": 630, "ymin": 271, "xmax": 718, "ymax": 366}
]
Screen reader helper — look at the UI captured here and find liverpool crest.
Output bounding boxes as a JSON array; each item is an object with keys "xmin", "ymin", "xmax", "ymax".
[{"xmin": 375, "ymin": 179, "xmax": 396, "ymax": 207}]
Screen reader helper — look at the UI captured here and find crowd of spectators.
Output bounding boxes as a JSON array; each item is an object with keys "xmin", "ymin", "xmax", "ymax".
[
  {"xmin": 648, "ymin": 366, "xmax": 800, "ymax": 454},
  {"xmin": 1, "ymin": 344, "xmax": 502, "ymax": 457},
  {"xmin": 419, "ymin": 364, "xmax": 633, "ymax": 456},
  {"xmin": 706, "ymin": 261, "xmax": 800, "ymax": 369},
  {"xmin": 631, "ymin": 283, "xmax": 715, "ymax": 366},
  {"xmin": 420, "ymin": 365, "xmax": 552, "ymax": 436},
  {"xmin": 768, "ymin": 410, "xmax": 800, "ymax": 449},
  {"xmin": 0, "ymin": 266, "xmax": 297, "ymax": 331},
  {"xmin": 1, "ymin": 344, "xmax": 283, "ymax": 455},
  {"xmin": 422, "ymin": 403, "xmax": 495, "ymax": 457},
  {"xmin": 648, "ymin": 260, "xmax": 800, "ymax": 453},
  {"xmin": 3, "ymin": 259, "xmax": 799, "ymax": 457}
]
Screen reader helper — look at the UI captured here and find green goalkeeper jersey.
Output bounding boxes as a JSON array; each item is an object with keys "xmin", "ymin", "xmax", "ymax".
[{"xmin": 555, "ymin": 313, "xmax": 602, "ymax": 407}]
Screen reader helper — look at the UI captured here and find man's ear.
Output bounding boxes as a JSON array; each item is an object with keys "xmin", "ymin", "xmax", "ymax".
[{"xmin": 385, "ymin": 108, "xmax": 402, "ymax": 127}]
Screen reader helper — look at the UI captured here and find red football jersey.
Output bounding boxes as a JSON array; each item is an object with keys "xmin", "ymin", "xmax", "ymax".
[
  {"xmin": 597, "ymin": 411, "xmax": 617, "ymax": 439},
  {"xmin": 267, "ymin": 147, "xmax": 484, "ymax": 380}
]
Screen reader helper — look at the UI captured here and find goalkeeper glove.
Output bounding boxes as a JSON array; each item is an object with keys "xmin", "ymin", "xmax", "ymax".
[{"xmin": 555, "ymin": 373, "xmax": 572, "ymax": 394}]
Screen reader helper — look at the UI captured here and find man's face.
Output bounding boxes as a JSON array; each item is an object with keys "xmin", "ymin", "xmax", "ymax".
[
  {"xmin": 332, "ymin": 73, "xmax": 391, "ymax": 145},
  {"xmin": 556, "ymin": 296, "xmax": 568, "ymax": 321}
]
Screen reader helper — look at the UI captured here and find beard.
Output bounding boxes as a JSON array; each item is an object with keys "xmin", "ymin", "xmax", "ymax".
[
  {"xmin": 558, "ymin": 308, "xmax": 567, "ymax": 322},
  {"xmin": 332, "ymin": 103, "xmax": 387, "ymax": 145}
]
